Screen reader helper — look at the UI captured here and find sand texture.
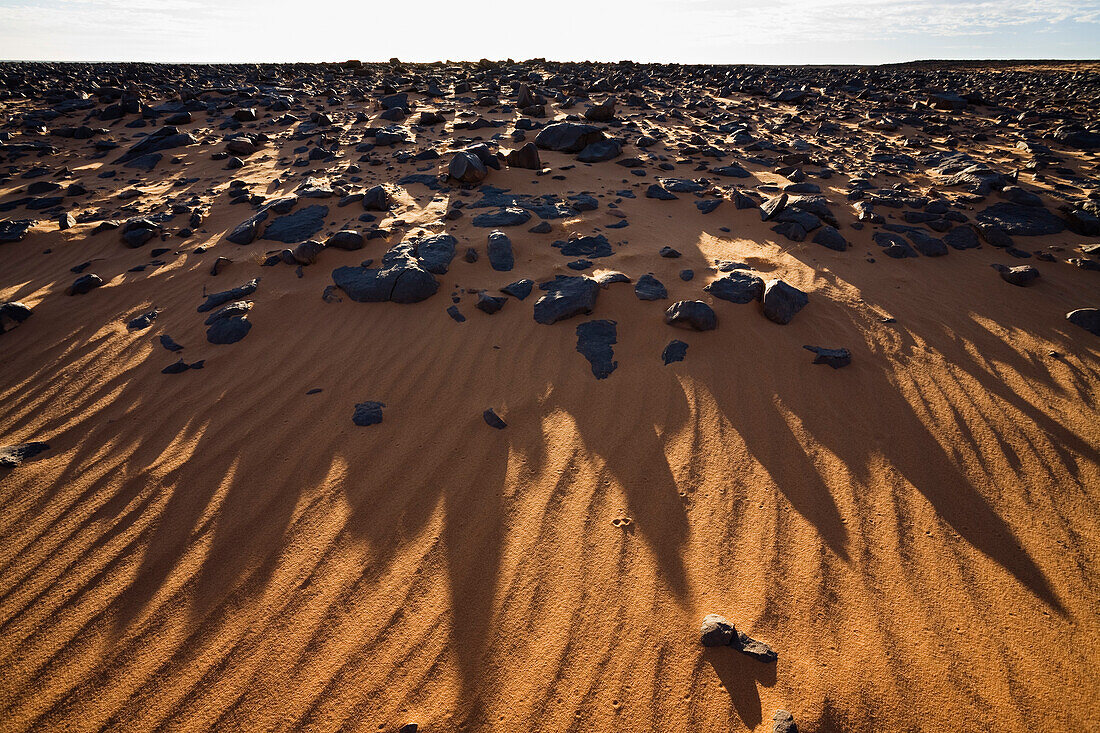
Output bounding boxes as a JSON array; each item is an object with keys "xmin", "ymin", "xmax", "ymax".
[{"xmin": 1, "ymin": 60, "xmax": 1099, "ymax": 732}]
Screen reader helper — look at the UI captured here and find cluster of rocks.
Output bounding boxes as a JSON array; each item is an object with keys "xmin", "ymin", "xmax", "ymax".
[{"xmin": 1, "ymin": 59, "xmax": 1096, "ymax": 478}]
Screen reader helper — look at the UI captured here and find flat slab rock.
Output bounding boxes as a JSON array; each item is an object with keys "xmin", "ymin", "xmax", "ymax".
[
  {"xmin": 198, "ymin": 278, "xmax": 259, "ymax": 312},
  {"xmin": 975, "ymin": 202, "xmax": 1065, "ymax": 236},
  {"xmin": 332, "ymin": 242, "xmax": 439, "ymax": 304},
  {"xmin": 576, "ymin": 319, "xmax": 618, "ymax": 379},
  {"xmin": 262, "ymin": 205, "xmax": 329, "ymax": 243},
  {"xmin": 804, "ymin": 345, "xmax": 851, "ymax": 368},
  {"xmin": 534, "ymin": 275, "xmax": 599, "ymax": 325}
]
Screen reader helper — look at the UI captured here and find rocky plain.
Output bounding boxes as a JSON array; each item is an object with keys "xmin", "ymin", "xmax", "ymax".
[{"xmin": 0, "ymin": 58, "xmax": 1098, "ymax": 731}]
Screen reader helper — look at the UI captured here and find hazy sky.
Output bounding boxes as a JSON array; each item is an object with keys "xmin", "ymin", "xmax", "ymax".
[{"xmin": 1, "ymin": 0, "xmax": 1098, "ymax": 65}]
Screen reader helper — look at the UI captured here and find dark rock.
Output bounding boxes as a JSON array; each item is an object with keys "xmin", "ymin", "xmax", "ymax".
[
  {"xmin": 577, "ymin": 139, "xmax": 622, "ymax": 163},
  {"xmin": 448, "ymin": 151, "xmax": 487, "ymax": 184},
  {"xmin": 352, "ymin": 401, "xmax": 385, "ymax": 426},
  {"xmin": 198, "ymin": 278, "xmax": 259, "ymax": 312},
  {"xmin": 161, "ymin": 358, "xmax": 203, "ymax": 374},
  {"xmin": 944, "ymin": 225, "xmax": 981, "ymax": 250},
  {"xmin": 483, "ymin": 409, "xmax": 507, "ymax": 429},
  {"xmin": 206, "ymin": 315, "xmax": 252, "ymax": 344},
  {"xmin": 505, "ymin": 142, "xmax": 541, "ymax": 169},
  {"xmin": 262, "ymin": 205, "xmax": 328, "ymax": 243},
  {"xmin": 472, "ymin": 207, "xmax": 531, "ymax": 227},
  {"xmin": 116, "ymin": 126, "xmax": 195, "ymax": 163},
  {"xmin": 127, "ymin": 309, "xmax": 159, "ymax": 331},
  {"xmin": 1066, "ymin": 308, "xmax": 1100, "ymax": 336},
  {"xmin": 0, "ymin": 301, "xmax": 33, "ymax": 333},
  {"xmin": 575, "ymin": 319, "xmax": 618, "ymax": 379},
  {"xmin": 226, "ymin": 210, "xmax": 270, "ymax": 244},
  {"xmin": 332, "ymin": 242, "xmax": 439, "ymax": 303},
  {"xmin": 976, "ymin": 202, "xmax": 1065, "ymax": 236},
  {"xmin": 662, "ymin": 339, "xmax": 688, "ymax": 365},
  {"xmin": 811, "ymin": 225, "xmax": 848, "ymax": 251},
  {"xmin": 69, "ymin": 273, "xmax": 104, "ymax": 295},
  {"xmin": 487, "ymin": 230, "xmax": 514, "ymax": 271},
  {"xmin": 734, "ymin": 630, "xmax": 778, "ymax": 662},
  {"xmin": 804, "ymin": 345, "xmax": 851, "ymax": 368},
  {"xmin": 634, "ymin": 274, "xmax": 668, "ymax": 300},
  {"xmin": 534, "ymin": 122, "xmax": 606, "ymax": 153},
  {"xmin": 533, "ymin": 275, "xmax": 599, "ymax": 324},
  {"xmin": 665, "ymin": 300, "xmax": 717, "ymax": 331},
  {"xmin": 326, "ymin": 230, "xmax": 364, "ymax": 250},
  {"xmin": 362, "ymin": 185, "xmax": 390, "ymax": 211},
  {"xmin": 705, "ymin": 271, "xmax": 763, "ymax": 303},
  {"xmin": 762, "ymin": 279, "xmax": 808, "ymax": 324},
  {"xmin": 476, "ymin": 292, "xmax": 507, "ymax": 314},
  {"xmin": 414, "ymin": 233, "xmax": 457, "ymax": 274},
  {"xmin": 501, "ymin": 279, "xmax": 534, "ymax": 300},
  {"xmin": 159, "ymin": 334, "xmax": 183, "ymax": 352},
  {"xmin": 553, "ymin": 233, "xmax": 612, "ymax": 258},
  {"xmin": 992, "ymin": 263, "xmax": 1040, "ymax": 286},
  {"xmin": 447, "ymin": 305, "xmax": 466, "ymax": 322},
  {"xmin": 0, "ymin": 442, "xmax": 50, "ymax": 468},
  {"xmin": 646, "ymin": 184, "xmax": 677, "ymax": 200},
  {"xmin": 0, "ymin": 219, "xmax": 35, "ymax": 243}
]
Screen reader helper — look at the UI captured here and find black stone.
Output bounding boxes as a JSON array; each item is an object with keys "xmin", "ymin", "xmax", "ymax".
[
  {"xmin": 575, "ymin": 319, "xmax": 618, "ymax": 379},
  {"xmin": 665, "ymin": 300, "xmax": 717, "ymax": 331},
  {"xmin": 352, "ymin": 401, "xmax": 385, "ymax": 426}
]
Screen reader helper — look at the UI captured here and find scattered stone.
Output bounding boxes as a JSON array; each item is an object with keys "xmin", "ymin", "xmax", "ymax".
[
  {"xmin": 700, "ymin": 614, "xmax": 735, "ymax": 647},
  {"xmin": 68, "ymin": 273, "xmax": 104, "ymax": 295},
  {"xmin": 162, "ymin": 358, "xmax": 204, "ymax": 374},
  {"xmin": 804, "ymin": 345, "xmax": 851, "ymax": 368},
  {"xmin": 665, "ymin": 300, "xmax": 717, "ymax": 331},
  {"xmin": 0, "ymin": 301, "xmax": 33, "ymax": 333},
  {"xmin": 476, "ymin": 292, "xmax": 507, "ymax": 314},
  {"xmin": 352, "ymin": 401, "xmax": 385, "ymax": 426},
  {"xmin": 762, "ymin": 279, "xmax": 808, "ymax": 324},
  {"xmin": 634, "ymin": 274, "xmax": 668, "ymax": 300},
  {"xmin": 534, "ymin": 275, "xmax": 599, "ymax": 324},
  {"xmin": 332, "ymin": 242, "xmax": 439, "ymax": 303},
  {"xmin": 198, "ymin": 278, "xmax": 259, "ymax": 312},
  {"xmin": 992, "ymin": 263, "xmax": 1040, "ymax": 286},
  {"xmin": 575, "ymin": 319, "xmax": 618, "ymax": 379},
  {"xmin": 159, "ymin": 334, "xmax": 183, "ymax": 352},
  {"xmin": 705, "ymin": 271, "xmax": 764, "ymax": 303},
  {"xmin": 662, "ymin": 339, "xmax": 688, "ymax": 364},
  {"xmin": 1066, "ymin": 308, "xmax": 1100, "ymax": 336},
  {"xmin": 0, "ymin": 442, "xmax": 50, "ymax": 468},
  {"xmin": 127, "ymin": 309, "xmax": 159, "ymax": 331},
  {"xmin": 483, "ymin": 408, "xmax": 507, "ymax": 429},
  {"xmin": 262, "ymin": 205, "xmax": 328, "ymax": 243},
  {"xmin": 501, "ymin": 279, "xmax": 534, "ymax": 300},
  {"xmin": 487, "ymin": 230, "xmax": 514, "ymax": 271},
  {"xmin": 773, "ymin": 710, "xmax": 798, "ymax": 733}
]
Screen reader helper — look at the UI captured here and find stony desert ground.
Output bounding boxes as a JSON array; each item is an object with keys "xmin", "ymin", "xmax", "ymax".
[{"xmin": 1, "ymin": 59, "xmax": 1099, "ymax": 732}]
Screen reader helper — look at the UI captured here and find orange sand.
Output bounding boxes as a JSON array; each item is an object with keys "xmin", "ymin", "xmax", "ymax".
[{"xmin": 1, "ymin": 86, "xmax": 1099, "ymax": 732}]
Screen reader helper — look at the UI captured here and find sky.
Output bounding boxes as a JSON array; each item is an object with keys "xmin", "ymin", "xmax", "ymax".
[{"xmin": 1, "ymin": 0, "xmax": 1098, "ymax": 65}]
